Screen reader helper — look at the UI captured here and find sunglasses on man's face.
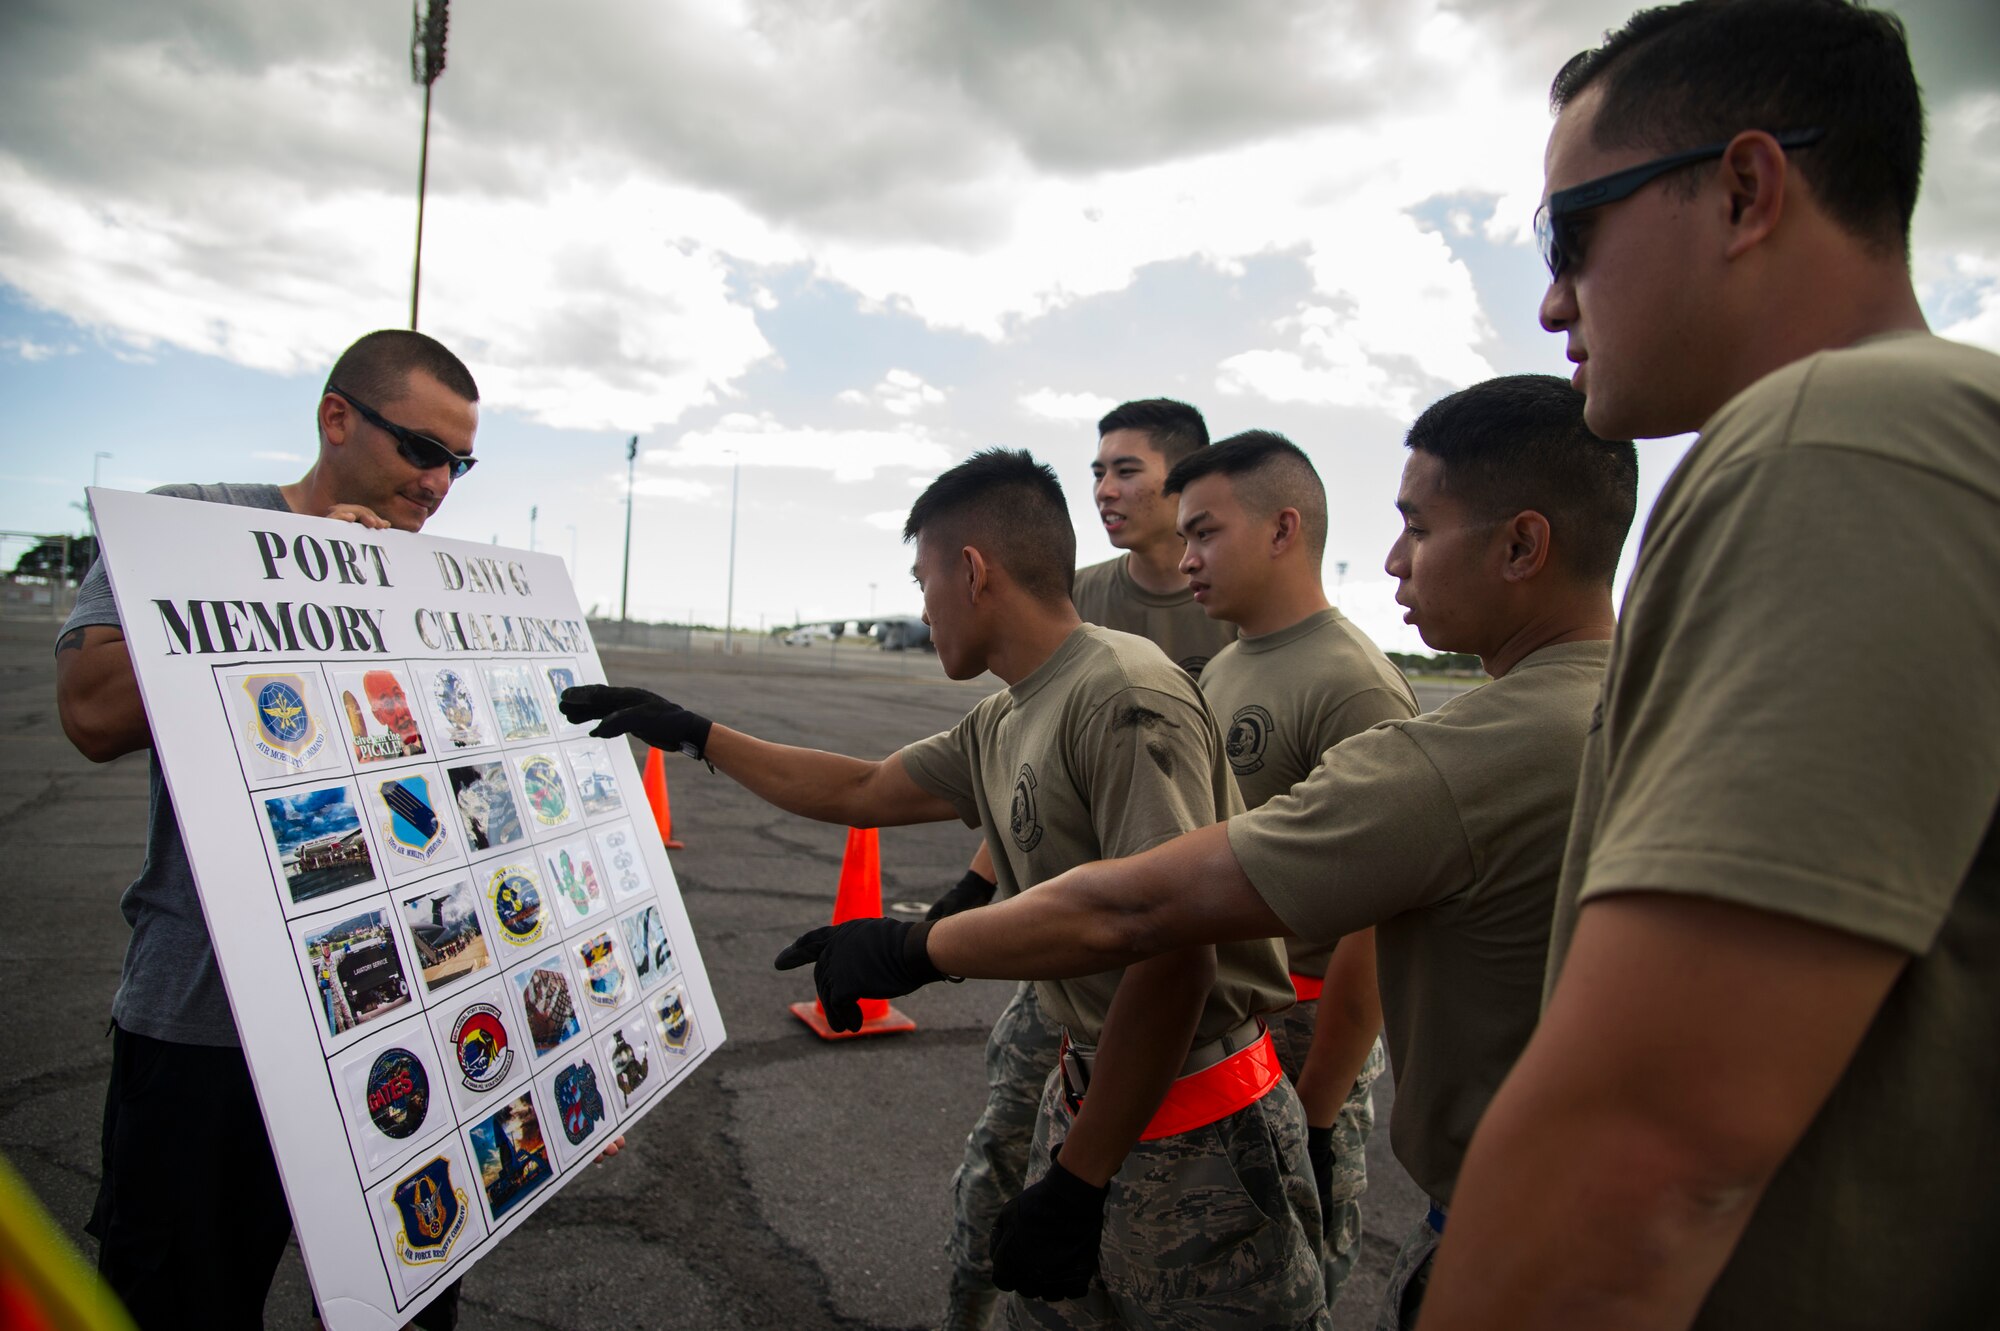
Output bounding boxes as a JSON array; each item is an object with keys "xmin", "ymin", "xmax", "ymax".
[
  {"xmin": 329, "ymin": 386, "xmax": 478, "ymax": 481},
  {"xmin": 1533, "ymin": 127, "xmax": 1824, "ymax": 279}
]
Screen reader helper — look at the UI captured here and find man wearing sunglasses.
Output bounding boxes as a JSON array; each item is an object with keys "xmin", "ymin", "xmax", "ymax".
[
  {"xmin": 1422, "ymin": 3, "xmax": 2000, "ymax": 1329},
  {"xmin": 56, "ymin": 329, "xmax": 479, "ymax": 1330}
]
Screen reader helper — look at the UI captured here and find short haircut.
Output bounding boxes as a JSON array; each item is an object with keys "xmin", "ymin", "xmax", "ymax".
[
  {"xmin": 1405, "ymin": 375, "xmax": 1638, "ymax": 585},
  {"xmin": 323, "ymin": 330, "xmax": 480, "ymax": 407},
  {"xmin": 1552, "ymin": 0, "xmax": 1923, "ymax": 256},
  {"xmin": 1096, "ymin": 398, "xmax": 1209, "ymax": 467},
  {"xmin": 904, "ymin": 448, "xmax": 1077, "ymax": 603},
  {"xmin": 1163, "ymin": 430, "xmax": 1328, "ymax": 562}
]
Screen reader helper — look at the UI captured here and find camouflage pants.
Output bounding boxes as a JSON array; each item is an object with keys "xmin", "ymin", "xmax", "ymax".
[
  {"xmin": 999, "ymin": 1060, "xmax": 1329, "ymax": 1331},
  {"xmin": 945, "ymin": 982, "xmax": 1064, "ymax": 1328},
  {"xmin": 1266, "ymin": 999, "xmax": 1386, "ymax": 1310},
  {"xmin": 1372, "ymin": 1208, "xmax": 1443, "ymax": 1331}
]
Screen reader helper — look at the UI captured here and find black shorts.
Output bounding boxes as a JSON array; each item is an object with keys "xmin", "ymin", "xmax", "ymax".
[{"xmin": 89, "ymin": 1024, "xmax": 461, "ymax": 1330}]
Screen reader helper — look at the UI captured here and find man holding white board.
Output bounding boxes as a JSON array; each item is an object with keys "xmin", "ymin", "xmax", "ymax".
[{"xmin": 57, "ymin": 330, "xmax": 480, "ymax": 1330}]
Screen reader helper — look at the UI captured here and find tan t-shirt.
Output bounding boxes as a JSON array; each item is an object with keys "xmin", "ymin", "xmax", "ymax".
[
  {"xmin": 1547, "ymin": 333, "xmax": 2000, "ymax": 1331},
  {"xmin": 1072, "ymin": 554, "xmax": 1238, "ymax": 680},
  {"xmin": 900, "ymin": 624, "xmax": 1292, "ymax": 1044},
  {"xmin": 1199, "ymin": 607, "xmax": 1420, "ymax": 976},
  {"xmin": 1229, "ymin": 639, "xmax": 1609, "ymax": 1203}
]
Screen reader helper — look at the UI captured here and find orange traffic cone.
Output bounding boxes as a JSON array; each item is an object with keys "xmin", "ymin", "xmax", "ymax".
[
  {"xmin": 642, "ymin": 747, "xmax": 686, "ymax": 850},
  {"xmin": 789, "ymin": 826, "xmax": 918, "ymax": 1040}
]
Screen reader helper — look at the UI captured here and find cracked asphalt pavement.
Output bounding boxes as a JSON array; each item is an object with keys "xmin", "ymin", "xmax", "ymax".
[{"xmin": 0, "ymin": 620, "xmax": 1436, "ymax": 1329}]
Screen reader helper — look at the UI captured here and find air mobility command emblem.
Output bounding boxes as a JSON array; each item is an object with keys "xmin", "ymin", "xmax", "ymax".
[
  {"xmin": 389, "ymin": 1155, "xmax": 468, "ymax": 1267},
  {"xmin": 380, "ymin": 776, "xmax": 446, "ymax": 861},
  {"xmin": 241, "ymin": 674, "xmax": 326, "ymax": 768}
]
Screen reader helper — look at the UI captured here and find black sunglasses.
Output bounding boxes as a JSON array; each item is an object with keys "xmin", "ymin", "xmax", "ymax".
[
  {"xmin": 1534, "ymin": 127, "xmax": 1824, "ymax": 279},
  {"xmin": 329, "ymin": 386, "xmax": 477, "ymax": 480}
]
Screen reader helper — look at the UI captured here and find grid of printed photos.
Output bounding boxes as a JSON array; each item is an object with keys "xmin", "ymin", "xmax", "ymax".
[{"xmin": 216, "ymin": 655, "xmax": 707, "ymax": 1309}]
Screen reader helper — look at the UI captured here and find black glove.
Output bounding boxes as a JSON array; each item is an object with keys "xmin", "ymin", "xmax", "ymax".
[
  {"xmin": 1307, "ymin": 1124, "xmax": 1335, "ymax": 1232},
  {"xmin": 772, "ymin": 918, "xmax": 949, "ymax": 1032},
  {"xmin": 560, "ymin": 685, "xmax": 712, "ymax": 760},
  {"xmin": 926, "ymin": 869, "xmax": 997, "ymax": 921},
  {"xmin": 989, "ymin": 1148, "xmax": 1108, "ymax": 1300}
]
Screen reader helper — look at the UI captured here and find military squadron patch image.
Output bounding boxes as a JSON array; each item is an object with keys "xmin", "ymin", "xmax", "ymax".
[
  {"xmin": 601, "ymin": 1019, "xmax": 656, "ymax": 1112},
  {"xmin": 222, "ymin": 668, "xmax": 339, "ymax": 781},
  {"xmin": 448, "ymin": 998, "xmax": 517, "ymax": 1096},
  {"xmin": 573, "ymin": 928, "xmax": 630, "ymax": 1016},
  {"xmin": 594, "ymin": 822, "xmax": 652, "ymax": 901},
  {"xmin": 516, "ymin": 752, "xmax": 574, "ymax": 830},
  {"xmin": 386, "ymin": 1154, "xmax": 470, "ymax": 1267},
  {"xmin": 373, "ymin": 772, "xmax": 451, "ymax": 867},
  {"xmin": 485, "ymin": 862, "xmax": 547, "ymax": 951},
  {"xmin": 366, "ymin": 1046, "xmax": 432, "ymax": 1140}
]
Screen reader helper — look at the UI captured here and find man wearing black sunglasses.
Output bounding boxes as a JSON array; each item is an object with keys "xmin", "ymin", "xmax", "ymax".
[
  {"xmin": 56, "ymin": 329, "xmax": 480, "ymax": 1330},
  {"xmin": 1424, "ymin": 3, "xmax": 2000, "ymax": 1329}
]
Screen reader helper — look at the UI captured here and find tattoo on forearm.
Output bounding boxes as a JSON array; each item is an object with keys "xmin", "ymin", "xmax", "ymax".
[{"xmin": 56, "ymin": 628, "xmax": 86, "ymax": 655}]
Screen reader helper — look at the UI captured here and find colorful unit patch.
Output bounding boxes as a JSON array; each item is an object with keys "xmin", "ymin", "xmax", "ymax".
[
  {"xmin": 390, "ymin": 1155, "xmax": 468, "ymax": 1267},
  {"xmin": 379, "ymin": 775, "xmax": 446, "ymax": 861},
  {"xmin": 487, "ymin": 865, "xmax": 545, "ymax": 946},
  {"xmin": 241, "ymin": 674, "xmax": 326, "ymax": 768},
  {"xmin": 553, "ymin": 1060, "xmax": 607, "ymax": 1146},
  {"xmin": 452, "ymin": 1003, "xmax": 515, "ymax": 1093},
  {"xmin": 575, "ymin": 931, "xmax": 626, "ymax": 1009},
  {"xmin": 366, "ymin": 1047, "xmax": 430, "ymax": 1139},
  {"xmin": 519, "ymin": 755, "xmax": 569, "ymax": 826}
]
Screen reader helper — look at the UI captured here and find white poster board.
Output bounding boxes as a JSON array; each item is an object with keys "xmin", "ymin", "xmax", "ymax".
[{"xmin": 89, "ymin": 488, "xmax": 725, "ymax": 1329}]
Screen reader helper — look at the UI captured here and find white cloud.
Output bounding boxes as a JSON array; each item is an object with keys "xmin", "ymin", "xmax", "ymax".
[
  {"xmin": 651, "ymin": 413, "xmax": 956, "ymax": 483},
  {"xmin": 861, "ymin": 510, "xmax": 907, "ymax": 533},
  {"xmin": 251, "ymin": 450, "xmax": 305, "ymax": 463},
  {"xmin": 2, "ymin": 336, "xmax": 74, "ymax": 362},
  {"xmin": 1019, "ymin": 388, "xmax": 1115, "ymax": 425},
  {"xmin": 838, "ymin": 367, "xmax": 946, "ymax": 416}
]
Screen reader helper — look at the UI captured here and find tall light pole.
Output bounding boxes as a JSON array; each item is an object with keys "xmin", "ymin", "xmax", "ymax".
[
  {"xmin": 1335, "ymin": 560, "xmax": 1348, "ymax": 606},
  {"xmin": 620, "ymin": 436, "xmax": 637, "ymax": 625},
  {"xmin": 92, "ymin": 451, "xmax": 112, "ymax": 490},
  {"xmin": 723, "ymin": 453, "xmax": 740, "ymax": 654},
  {"xmin": 409, "ymin": 0, "xmax": 450, "ymax": 330},
  {"xmin": 528, "ymin": 505, "xmax": 538, "ymax": 552}
]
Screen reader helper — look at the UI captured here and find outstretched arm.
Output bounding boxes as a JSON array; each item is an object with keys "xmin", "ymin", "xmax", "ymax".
[
  {"xmin": 704, "ymin": 727, "xmax": 960, "ymax": 828},
  {"xmin": 927, "ymin": 822, "xmax": 1288, "ymax": 979},
  {"xmin": 563, "ymin": 684, "xmax": 960, "ymax": 828}
]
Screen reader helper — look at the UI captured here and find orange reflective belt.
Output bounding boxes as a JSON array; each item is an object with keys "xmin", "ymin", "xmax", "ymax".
[
  {"xmin": 1290, "ymin": 971, "xmax": 1324, "ymax": 1002},
  {"xmin": 1137, "ymin": 1030, "xmax": 1283, "ymax": 1141}
]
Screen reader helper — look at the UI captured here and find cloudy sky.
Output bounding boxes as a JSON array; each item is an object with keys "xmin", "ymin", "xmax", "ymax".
[{"xmin": 3, "ymin": 0, "xmax": 1995, "ymax": 651}]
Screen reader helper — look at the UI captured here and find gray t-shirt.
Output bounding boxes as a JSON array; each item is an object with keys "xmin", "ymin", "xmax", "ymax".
[{"xmin": 63, "ymin": 482, "xmax": 290, "ymax": 1047}]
